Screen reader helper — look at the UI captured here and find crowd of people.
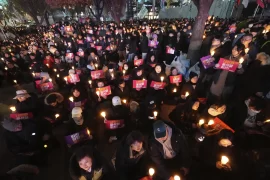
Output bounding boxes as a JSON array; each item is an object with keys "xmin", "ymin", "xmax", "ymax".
[{"xmin": 1, "ymin": 16, "xmax": 270, "ymax": 180}]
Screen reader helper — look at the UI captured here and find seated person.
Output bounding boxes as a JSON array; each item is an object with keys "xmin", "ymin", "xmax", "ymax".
[
  {"xmin": 69, "ymin": 146, "xmax": 115, "ymax": 180},
  {"xmin": 115, "ymin": 131, "xmax": 150, "ymax": 180},
  {"xmin": 148, "ymin": 120, "xmax": 191, "ymax": 180}
]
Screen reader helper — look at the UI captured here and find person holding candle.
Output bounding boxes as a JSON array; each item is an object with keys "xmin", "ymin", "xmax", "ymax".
[
  {"xmin": 240, "ymin": 34, "xmax": 258, "ymax": 62},
  {"xmin": 210, "ymin": 44, "xmax": 247, "ymax": 103},
  {"xmin": 130, "ymin": 67, "xmax": 147, "ymax": 102},
  {"xmin": 148, "ymin": 64, "xmax": 167, "ymax": 106},
  {"xmin": 13, "ymin": 90, "xmax": 39, "ymax": 117},
  {"xmin": 43, "ymin": 92, "xmax": 68, "ymax": 124},
  {"xmin": 169, "ymin": 100, "xmax": 204, "ymax": 134},
  {"xmin": 166, "ymin": 67, "xmax": 182, "ymax": 105},
  {"xmin": 179, "ymin": 72, "xmax": 199, "ymax": 103},
  {"xmin": 148, "ymin": 120, "xmax": 191, "ymax": 180},
  {"xmin": 115, "ymin": 131, "xmax": 150, "ymax": 180},
  {"xmin": 68, "ymin": 85, "xmax": 89, "ymax": 111},
  {"xmin": 104, "ymin": 96, "xmax": 129, "ymax": 143}
]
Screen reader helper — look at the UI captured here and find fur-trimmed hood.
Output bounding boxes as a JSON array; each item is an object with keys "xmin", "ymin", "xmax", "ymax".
[
  {"xmin": 44, "ymin": 92, "xmax": 64, "ymax": 105},
  {"xmin": 256, "ymin": 52, "xmax": 270, "ymax": 66}
]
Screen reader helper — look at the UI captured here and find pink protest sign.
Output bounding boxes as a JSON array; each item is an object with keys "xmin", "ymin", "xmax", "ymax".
[
  {"xmin": 150, "ymin": 81, "xmax": 165, "ymax": 89},
  {"xmin": 133, "ymin": 80, "xmax": 147, "ymax": 89},
  {"xmin": 216, "ymin": 58, "xmax": 239, "ymax": 72}
]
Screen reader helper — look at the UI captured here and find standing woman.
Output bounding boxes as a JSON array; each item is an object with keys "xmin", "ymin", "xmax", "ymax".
[{"xmin": 210, "ymin": 44, "xmax": 246, "ymax": 102}]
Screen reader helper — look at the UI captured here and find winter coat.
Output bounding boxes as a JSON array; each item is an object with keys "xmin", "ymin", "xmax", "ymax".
[
  {"xmin": 4, "ymin": 120, "xmax": 43, "ymax": 155},
  {"xmin": 148, "ymin": 121, "xmax": 191, "ymax": 180},
  {"xmin": 43, "ymin": 92, "xmax": 68, "ymax": 122},
  {"xmin": 15, "ymin": 93, "xmax": 39, "ymax": 116},
  {"xmin": 115, "ymin": 136, "xmax": 150, "ymax": 180},
  {"xmin": 113, "ymin": 86, "xmax": 130, "ymax": 100}
]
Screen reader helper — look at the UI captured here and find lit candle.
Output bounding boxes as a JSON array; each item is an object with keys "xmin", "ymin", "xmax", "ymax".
[
  {"xmin": 29, "ymin": 67, "xmax": 32, "ymax": 70},
  {"xmin": 10, "ymin": 106, "xmax": 16, "ymax": 112},
  {"xmin": 64, "ymin": 77, "xmax": 67, "ymax": 81},
  {"xmin": 173, "ymin": 88, "xmax": 177, "ymax": 93},
  {"xmin": 264, "ymin": 119, "xmax": 270, "ymax": 123},
  {"xmin": 72, "ymin": 66, "xmax": 74, "ymax": 69},
  {"xmin": 100, "ymin": 111, "xmax": 106, "ymax": 119},
  {"xmin": 96, "ymin": 91, "xmax": 100, "ymax": 97},
  {"xmin": 54, "ymin": 69, "xmax": 57, "ymax": 72},
  {"xmin": 111, "ymin": 74, "xmax": 114, "ymax": 78},
  {"xmin": 198, "ymin": 119, "xmax": 205, "ymax": 126},
  {"xmin": 44, "ymin": 144, "xmax": 48, "ymax": 148},
  {"xmin": 69, "ymin": 97, "xmax": 74, "ymax": 102},
  {"xmin": 5, "ymin": 67, "xmax": 7, "ymax": 70},
  {"xmin": 160, "ymin": 76, "xmax": 164, "ymax": 82},
  {"xmin": 208, "ymin": 119, "xmax": 214, "ymax": 126},
  {"xmin": 57, "ymin": 74, "xmax": 59, "ymax": 78},
  {"xmin": 153, "ymin": 111, "xmax": 158, "ymax": 118},
  {"xmin": 221, "ymin": 156, "xmax": 229, "ymax": 165},
  {"xmin": 123, "ymin": 70, "xmax": 126, "ymax": 75},
  {"xmin": 88, "ymin": 80, "xmax": 92, "ymax": 85},
  {"xmin": 239, "ymin": 57, "xmax": 244, "ymax": 64},
  {"xmin": 87, "ymin": 129, "xmax": 90, "ymax": 135},
  {"xmin": 122, "ymin": 99, "xmax": 127, "ymax": 104},
  {"xmin": 95, "ymin": 64, "xmax": 98, "ymax": 68},
  {"xmin": 55, "ymin": 114, "xmax": 60, "ymax": 119},
  {"xmin": 149, "ymin": 168, "xmax": 155, "ymax": 177},
  {"xmin": 174, "ymin": 175, "xmax": 181, "ymax": 180},
  {"xmin": 245, "ymin": 48, "xmax": 249, "ymax": 54},
  {"xmin": 185, "ymin": 92, "xmax": 189, "ymax": 97},
  {"xmin": 203, "ymin": 35, "xmax": 206, "ymax": 39},
  {"xmin": 46, "ymin": 63, "xmax": 49, "ymax": 67},
  {"xmin": 211, "ymin": 51, "xmax": 215, "ymax": 56},
  {"xmin": 49, "ymin": 78, "xmax": 52, "ymax": 82},
  {"xmin": 32, "ymin": 72, "xmax": 35, "ymax": 76},
  {"xmin": 14, "ymin": 80, "xmax": 17, "ymax": 84}
]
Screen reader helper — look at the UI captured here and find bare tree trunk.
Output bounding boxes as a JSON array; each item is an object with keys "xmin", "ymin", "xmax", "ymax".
[
  {"xmin": 44, "ymin": 10, "xmax": 50, "ymax": 26},
  {"xmin": 188, "ymin": 0, "xmax": 214, "ymax": 65}
]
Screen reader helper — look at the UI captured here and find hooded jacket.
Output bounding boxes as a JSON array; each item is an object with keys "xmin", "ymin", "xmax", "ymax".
[
  {"xmin": 115, "ymin": 135, "xmax": 149, "ymax": 180},
  {"xmin": 148, "ymin": 121, "xmax": 191, "ymax": 179}
]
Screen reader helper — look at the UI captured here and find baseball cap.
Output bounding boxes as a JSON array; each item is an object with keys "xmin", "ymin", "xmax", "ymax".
[
  {"xmin": 153, "ymin": 120, "xmax": 167, "ymax": 139},
  {"xmin": 72, "ymin": 107, "xmax": 82, "ymax": 118}
]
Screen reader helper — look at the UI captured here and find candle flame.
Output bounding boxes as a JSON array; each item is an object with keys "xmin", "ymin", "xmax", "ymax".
[
  {"xmin": 198, "ymin": 119, "xmax": 205, "ymax": 126},
  {"xmin": 55, "ymin": 114, "xmax": 60, "ymax": 118},
  {"xmin": 100, "ymin": 111, "xmax": 106, "ymax": 118},
  {"xmin": 160, "ymin": 76, "xmax": 164, "ymax": 82},
  {"xmin": 54, "ymin": 69, "xmax": 57, "ymax": 72},
  {"xmin": 154, "ymin": 111, "xmax": 158, "ymax": 117},
  {"xmin": 69, "ymin": 97, "xmax": 74, "ymax": 102},
  {"xmin": 88, "ymin": 80, "xmax": 92, "ymax": 84},
  {"xmin": 87, "ymin": 129, "xmax": 90, "ymax": 135},
  {"xmin": 211, "ymin": 51, "xmax": 215, "ymax": 56},
  {"xmin": 14, "ymin": 80, "xmax": 17, "ymax": 84},
  {"xmin": 208, "ymin": 119, "xmax": 214, "ymax": 125},
  {"xmin": 221, "ymin": 156, "xmax": 229, "ymax": 165},
  {"xmin": 122, "ymin": 99, "xmax": 127, "ymax": 104},
  {"xmin": 185, "ymin": 92, "xmax": 189, "ymax": 97},
  {"xmin": 10, "ymin": 106, "xmax": 16, "ymax": 112},
  {"xmin": 149, "ymin": 168, "xmax": 155, "ymax": 176},
  {"xmin": 265, "ymin": 119, "xmax": 270, "ymax": 123},
  {"xmin": 57, "ymin": 74, "xmax": 59, "ymax": 78},
  {"xmin": 239, "ymin": 57, "xmax": 244, "ymax": 64},
  {"xmin": 173, "ymin": 88, "xmax": 177, "ymax": 93},
  {"xmin": 174, "ymin": 175, "xmax": 181, "ymax": 180},
  {"xmin": 64, "ymin": 77, "xmax": 67, "ymax": 81},
  {"xmin": 49, "ymin": 78, "xmax": 52, "ymax": 82}
]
